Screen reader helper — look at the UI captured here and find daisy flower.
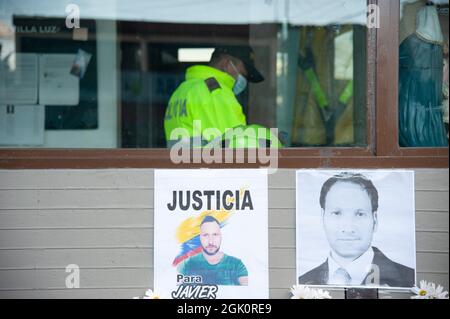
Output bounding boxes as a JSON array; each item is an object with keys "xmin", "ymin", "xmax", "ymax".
[
  {"xmin": 411, "ymin": 280, "xmax": 449, "ymax": 299},
  {"xmin": 133, "ymin": 288, "xmax": 162, "ymax": 299},
  {"xmin": 291, "ymin": 285, "xmax": 332, "ymax": 299},
  {"xmin": 143, "ymin": 289, "xmax": 161, "ymax": 299}
]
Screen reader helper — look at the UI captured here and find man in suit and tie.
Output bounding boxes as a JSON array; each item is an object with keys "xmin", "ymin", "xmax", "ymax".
[{"xmin": 298, "ymin": 172, "xmax": 415, "ymax": 288}]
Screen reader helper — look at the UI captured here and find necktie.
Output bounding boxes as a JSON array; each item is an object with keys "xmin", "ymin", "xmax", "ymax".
[{"xmin": 331, "ymin": 267, "xmax": 352, "ymax": 285}]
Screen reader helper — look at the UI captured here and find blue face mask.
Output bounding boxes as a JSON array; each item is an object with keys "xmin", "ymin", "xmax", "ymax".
[{"xmin": 230, "ymin": 61, "xmax": 248, "ymax": 95}]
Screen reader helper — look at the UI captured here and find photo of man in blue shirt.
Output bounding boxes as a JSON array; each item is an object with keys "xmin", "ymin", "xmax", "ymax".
[{"xmin": 177, "ymin": 216, "xmax": 248, "ymax": 286}]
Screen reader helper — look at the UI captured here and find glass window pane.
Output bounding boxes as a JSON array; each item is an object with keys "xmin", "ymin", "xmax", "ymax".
[
  {"xmin": 398, "ymin": 0, "xmax": 449, "ymax": 148},
  {"xmin": 278, "ymin": 24, "xmax": 367, "ymax": 147},
  {"xmin": 0, "ymin": 0, "xmax": 368, "ymax": 149}
]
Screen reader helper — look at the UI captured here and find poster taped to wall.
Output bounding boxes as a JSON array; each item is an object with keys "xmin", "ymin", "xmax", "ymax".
[
  {"xmin": 296, "ymin": 170, "xmax": 416, "ymax": 289},
  {"xmin": 154, "ymin": 169, "xmax": 269, "ymax": 299}
]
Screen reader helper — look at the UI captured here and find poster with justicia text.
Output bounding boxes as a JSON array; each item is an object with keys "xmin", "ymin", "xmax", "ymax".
[{"xmin": 154, "ymin": 169, "xmax": 269, "ymax": 299}]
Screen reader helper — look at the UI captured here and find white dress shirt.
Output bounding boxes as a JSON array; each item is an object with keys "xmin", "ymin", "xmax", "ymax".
[{"xmin": 327, "ymin": 247, "xmax": 375, "ymax": 286}]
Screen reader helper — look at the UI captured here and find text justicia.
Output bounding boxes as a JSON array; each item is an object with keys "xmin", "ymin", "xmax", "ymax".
[{"xmin": 167, "ymin": 190, "xmax": 254, "ymax": 211}]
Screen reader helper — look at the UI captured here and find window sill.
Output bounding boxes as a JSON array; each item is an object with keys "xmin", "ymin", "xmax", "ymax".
[{"xmin": 0, "ymin": 148, "xmax": 447, "ymax": 169}]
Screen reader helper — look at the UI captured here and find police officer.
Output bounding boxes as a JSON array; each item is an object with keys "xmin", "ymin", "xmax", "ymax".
[{"xmin": 164, "ymin": 45, "xmax": 264, "ymax": 147}]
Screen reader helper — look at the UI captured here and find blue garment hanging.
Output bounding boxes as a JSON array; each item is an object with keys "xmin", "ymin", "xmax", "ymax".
[{"xmin": 398, "ymin": 5, "xmax": 448, "ymax": 147}]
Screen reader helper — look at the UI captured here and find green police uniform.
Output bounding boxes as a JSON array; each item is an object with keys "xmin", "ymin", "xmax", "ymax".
[{"xmin": 164, "ymin": 65, "xmax": 246, "ymax": 145}]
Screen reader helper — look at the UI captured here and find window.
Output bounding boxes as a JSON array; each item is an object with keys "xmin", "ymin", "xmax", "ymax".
[
  {"xmin": 0, "ymin": 0, "xmax": 448, "ymax": 168},
  {"xmin": 374, "ymin": 0, "xmax": 448, "ymax": 163},
  {"xmin": 278, "ymin": 24, "xmax": 367, "ymax": 147},
  {"xmin": 0, "ymin": 0, "xmax": 367, "ymax": 149},
  {"xmin": 398, "ymin": 0, "xmax": 449, "ymax": 148}
]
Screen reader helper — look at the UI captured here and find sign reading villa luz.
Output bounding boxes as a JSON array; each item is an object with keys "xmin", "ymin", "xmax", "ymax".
[{"xmin": 154, "ymin": 169, "xmax": 269, "ymax": 299}]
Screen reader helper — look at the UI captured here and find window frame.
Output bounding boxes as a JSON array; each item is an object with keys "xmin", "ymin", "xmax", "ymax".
[
  {"xmin": 376, "ymin": 0, "xmax": 449, "ymax": 160},
  {"xmin": 0, "ymin": 0, "xmax": 448, "ymax": 169}
]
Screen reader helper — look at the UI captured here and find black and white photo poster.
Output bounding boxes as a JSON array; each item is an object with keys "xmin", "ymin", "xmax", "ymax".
[{"xmin": 296, "ymin": 170, "xmax": 416, "ymax": 289}]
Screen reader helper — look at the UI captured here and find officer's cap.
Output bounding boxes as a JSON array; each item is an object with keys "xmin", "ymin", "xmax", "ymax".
[{"xmin": 213, "ymin": 45, "xmax": 264, "ymax": 83}]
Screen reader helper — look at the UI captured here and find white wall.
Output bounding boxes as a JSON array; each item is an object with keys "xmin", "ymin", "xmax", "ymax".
[{"xmin": 0, "ymin": 169, "xmax": 448, "ymax": 298}]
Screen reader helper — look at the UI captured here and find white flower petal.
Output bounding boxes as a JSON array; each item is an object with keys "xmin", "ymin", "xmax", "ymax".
[
  {"xmin": 144, "ymin": 289, "xmax": 154, "ymax": 297},
  {"xmin": 291, "ymin": 285, "xmax": 332, "ymax": 299},
  {"xmin": 410, "ymin": 280, "xmax": 449, "ymax": 299}
]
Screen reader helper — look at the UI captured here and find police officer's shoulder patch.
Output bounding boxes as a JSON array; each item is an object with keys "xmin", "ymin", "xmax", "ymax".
[{"xmin": 204, "ymin": 77, "xmax": 221, "ymax": 92}]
